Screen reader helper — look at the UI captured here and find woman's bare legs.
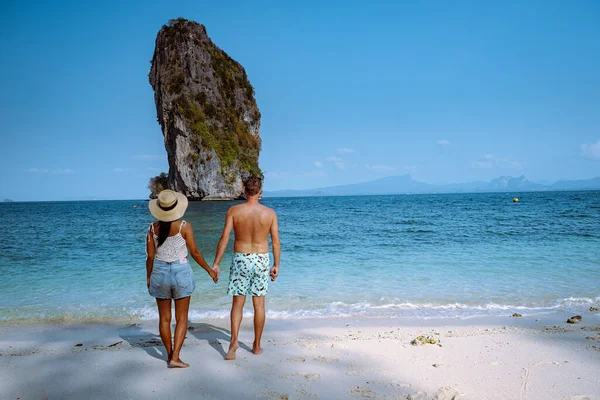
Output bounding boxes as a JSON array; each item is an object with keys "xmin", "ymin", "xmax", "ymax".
[
  {"xmin": 169, "ymin": 296, "xmax": 191, "ymax": 368},
  {"xmin": 156, "ymin": 298, "xmax": 172, "ymax": 363}
]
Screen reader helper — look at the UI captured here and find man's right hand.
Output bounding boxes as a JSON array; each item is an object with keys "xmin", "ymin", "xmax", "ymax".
[
  {"xmin": 270, "ymin": 265, "xmax": 279, "ymax": 281},
  {"xmin": 211, "ymin": 264, "xmax": 220, "ymax": 283}
]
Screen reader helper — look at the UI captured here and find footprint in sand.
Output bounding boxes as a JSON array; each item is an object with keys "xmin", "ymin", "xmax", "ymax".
[
  {"xmin": 349, "ymin": 385, "xmax": 375, "ymax": 398},
  {"xmin": 407, "ymin": 392, "xmax": 429, "ymax": 400},
  {"xmin": 313, "ymin": 356, "xmax": 339, "ymax": 363},
  {"xmin": 570, "ymin": 396, "xmax": 600, "ymax": 400},
  {"xmin": 296, "ymin": 388, "xmax": 319, "ymax": 398},
  {"xmin": 434, "ymin": 387, "xmax": 460, "ymax": 400},
  {"xmin": 346, "ymin": 361, "xmax": 363, "ymax": 376},
  {"xmin": 303, "ymin": 373, "xmax": 320, "ymax": 381},
  {"xmin": 287, "ymin": 356, "xmax": 306, "ymax": 363},
  {"xmin": 281, "ymin": 372, "xmax": 321, "ymax": 382},
  {"xmin": 255, "ymin": 392, "xmax": 289, "ymax": 400}
]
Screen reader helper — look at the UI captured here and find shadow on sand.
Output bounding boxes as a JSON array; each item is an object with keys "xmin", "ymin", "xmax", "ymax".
[
  {"xmin": 117, "ymin": 324, "xmax": 168, "ymax": 365},
  {"xmin": 117, "ymin": 322, "xmax": 253, "ymax": 362},
  {"xmin": 187, "ymin": 322, "xmax": 252, "ymax": 358}
]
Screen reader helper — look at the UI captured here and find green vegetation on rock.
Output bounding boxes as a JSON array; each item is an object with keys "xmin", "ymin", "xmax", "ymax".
[{"xmin": 174, "ymin": 91, "xmax": 261, "ymax": 177}]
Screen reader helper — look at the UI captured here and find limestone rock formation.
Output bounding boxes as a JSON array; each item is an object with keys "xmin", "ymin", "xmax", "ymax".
[{"xmin": 149, "ymin": 18, "xmax": 262, "ymax": 200}]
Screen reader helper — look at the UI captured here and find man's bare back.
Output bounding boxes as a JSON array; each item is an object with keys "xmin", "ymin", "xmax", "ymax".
[
  {"xmin": 229, "ymin": 203, "xmax": 276, "ymax": 254},
  {"xmin": 212, "ymin": 194, "xmax": 281, "ymax": 283}
]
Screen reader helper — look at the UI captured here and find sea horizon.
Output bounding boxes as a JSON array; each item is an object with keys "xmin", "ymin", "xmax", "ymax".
[{"xmin": 2, "ymin": 187, "xmax": 600, "ymax": 203}]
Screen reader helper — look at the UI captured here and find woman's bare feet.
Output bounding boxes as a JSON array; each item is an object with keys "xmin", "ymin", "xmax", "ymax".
[
  {"xmin": 225, "ymin": 341, "xmax": 239, "ymax": 360},
  {"xmin": 168, "ymin": 358, "xmax": 190, "ymax": 368}
]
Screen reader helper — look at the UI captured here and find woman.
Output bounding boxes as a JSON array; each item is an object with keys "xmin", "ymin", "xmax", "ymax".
[{"xmin": 146, "ymin": 189, "xmax": 218, "ymax": 368}]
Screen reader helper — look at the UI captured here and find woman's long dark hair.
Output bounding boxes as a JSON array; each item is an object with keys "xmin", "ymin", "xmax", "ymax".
[{"xmin": 156, "ymin": 221, "xmax": 173, "ymax": 248}]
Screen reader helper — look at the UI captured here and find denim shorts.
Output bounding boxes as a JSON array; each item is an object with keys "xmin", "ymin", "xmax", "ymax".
[{"xmin": 148, "ymin": 258, "xmax": 196, "ymax": 300}]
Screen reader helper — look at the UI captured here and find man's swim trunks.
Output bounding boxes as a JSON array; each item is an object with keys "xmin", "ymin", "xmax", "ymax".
[{"xmin": 227, "ymin": 252, "xmax": 270, "ymax": 296}]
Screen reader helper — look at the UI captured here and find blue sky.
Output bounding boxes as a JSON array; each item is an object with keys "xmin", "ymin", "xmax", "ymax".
[{"xmin": 1, "ymin": 0, "xmax": 599, "ymax": 200}]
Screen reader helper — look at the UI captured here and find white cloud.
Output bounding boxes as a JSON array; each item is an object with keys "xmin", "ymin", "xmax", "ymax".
[
  {"xmin": 581, "ymin": 140, "xmax": 600, "ymax": 159},
  {"xmin": 437, "ymin": 140, "xmax": 450, "ymax": 146},
  {"xmin": 313, "ymin": 161, "xmax": 323, "ymax": 168},
  {"xmin": 472, "ymin": 154, "xmax": 526, "ymax": 169},
  {"xmin": 133, "ymin": 154, "xmax": 167, "ymax": 161},
  {"xmin": 26, "ymin": 168, "xmax": 74, "ymax": 174},
  {"xmin": 327, "ymin": 156, "xmax": 345, "ymax": 170},
  {"xmin": 337, "ymin": 148, "xmax": 354, "ymax": 154},
  {"xmin": 366, "ymin": 165, "xmax": 397, "ymax": 173}
]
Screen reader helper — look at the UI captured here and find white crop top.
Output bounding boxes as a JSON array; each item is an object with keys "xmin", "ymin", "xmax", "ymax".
[{"xmin": 149, "ymin": 221, "xmax": 188, "ymax": 262}]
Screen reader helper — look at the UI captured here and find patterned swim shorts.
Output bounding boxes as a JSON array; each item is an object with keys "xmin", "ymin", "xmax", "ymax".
[{"xmin": 227, "ymin": 252, "xmax": 270, "ymax": 297}]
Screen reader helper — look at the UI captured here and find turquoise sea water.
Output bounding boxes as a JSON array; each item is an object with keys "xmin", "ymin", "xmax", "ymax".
[{"xmin": 0, "ymin": 191, "xmax": 598, "ymax": 322}]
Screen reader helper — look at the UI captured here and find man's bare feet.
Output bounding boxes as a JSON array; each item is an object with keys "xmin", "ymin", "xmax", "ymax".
[
  {"xmin": 168, "ymin": 358, "xmax": 190, "ymax": 368},
  {"xmin": 252, "ymin": 341, "xmax": 263, "ymax": 355},
  {"xmin": 225, "ymin": 342, "xmax": 239, "ymax": 360}
]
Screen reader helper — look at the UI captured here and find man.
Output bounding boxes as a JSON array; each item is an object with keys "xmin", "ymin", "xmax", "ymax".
[{"xmin": 212, "ymin": 176, "xmax": 280, "ymax": 360}]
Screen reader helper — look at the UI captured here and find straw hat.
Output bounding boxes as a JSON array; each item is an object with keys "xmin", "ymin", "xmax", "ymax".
[{"xmin": 149, "ymin": 190, "xmax": 188, "ymax": 222}]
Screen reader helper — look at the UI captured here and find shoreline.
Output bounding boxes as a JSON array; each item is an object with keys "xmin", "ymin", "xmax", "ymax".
[
  {"xmin": 1, "ymin": 314, "xmax": 599, "ymax": 399},
  {"xmin": 2, "ymin": 305, "xmax": 598, "ymax": 326}
]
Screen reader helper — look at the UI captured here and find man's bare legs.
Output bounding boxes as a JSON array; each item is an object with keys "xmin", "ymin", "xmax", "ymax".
[
  {"xmin": 169, "ymin": 296, "xmax": 191, "ymax": 368},
  {"xmin": 252, "ymin": 296, "xmax": 265, "ymax": 355},
  {"xmin": 156, "ymin": 298, "xmax": 173, "ymax": 364},
  {"xmin": 226, "ymin": 295, "xmax": 246, "ymax": 360}
]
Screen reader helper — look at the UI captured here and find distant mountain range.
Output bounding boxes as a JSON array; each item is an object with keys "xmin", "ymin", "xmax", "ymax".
[{"xmin": 263, "ymin": 175, "xmax": 600, "ymax": 197}]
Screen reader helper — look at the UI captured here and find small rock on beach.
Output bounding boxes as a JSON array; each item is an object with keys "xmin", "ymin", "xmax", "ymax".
[{"xmin": 411, "ymin": 335, "xmax": 441, "ymax": 347}]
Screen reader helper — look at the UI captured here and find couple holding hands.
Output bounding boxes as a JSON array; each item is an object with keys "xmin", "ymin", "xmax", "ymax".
[{"xmin": 145, "ymin": 177, "xmax": 280, "ymax": 368}]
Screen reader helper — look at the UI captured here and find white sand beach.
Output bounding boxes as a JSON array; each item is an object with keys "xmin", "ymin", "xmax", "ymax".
[{"xmin": 1, "ymin": 312, "xmax": 599, "ymax": 400}]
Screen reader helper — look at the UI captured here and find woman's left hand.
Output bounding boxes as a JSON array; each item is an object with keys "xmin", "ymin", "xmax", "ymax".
[{"xmin": 146, "ymin": 276, "xmax": 151, "ymax": 288}]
